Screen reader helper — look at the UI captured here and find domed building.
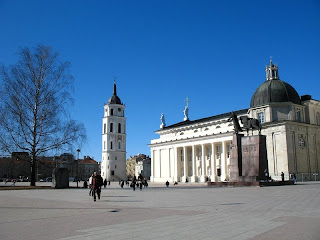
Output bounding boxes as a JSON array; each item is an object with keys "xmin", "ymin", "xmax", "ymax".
[{"xmin": 149, "ymin": 60, "xmax": 320, "ymax": 183}]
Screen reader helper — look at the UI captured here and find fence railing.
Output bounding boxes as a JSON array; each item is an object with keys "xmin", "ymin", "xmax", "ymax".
[{"xmin": 295, "ymin": 173, "xmax": 319, "ymax": 182}]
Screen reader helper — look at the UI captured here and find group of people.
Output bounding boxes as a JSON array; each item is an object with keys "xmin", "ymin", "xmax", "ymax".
[
  {"xmin": 130, "ymin": 174, "xmax": 148, "ymax": 191},
  {"xmin": 85, "ymin": 172, "xmax": 149, "ymax": 201}
]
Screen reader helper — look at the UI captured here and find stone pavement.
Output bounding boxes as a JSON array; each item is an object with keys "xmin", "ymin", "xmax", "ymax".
[{"xmin": 0, "ymin": 182, "xmax": 319, "ymax": 240}]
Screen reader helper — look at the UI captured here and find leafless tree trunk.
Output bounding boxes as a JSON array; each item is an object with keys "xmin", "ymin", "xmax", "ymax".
[{"xmin": 0, "ymin": 45, "xmax": 86, "ymax": 186}]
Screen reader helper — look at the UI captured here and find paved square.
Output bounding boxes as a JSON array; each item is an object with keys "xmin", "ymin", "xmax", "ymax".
[{"xmin": 0, "ymin": 182, "xmax": 319, "ymax": 240}]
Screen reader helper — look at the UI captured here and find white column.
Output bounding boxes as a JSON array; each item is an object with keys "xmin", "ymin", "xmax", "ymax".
[
  {"xmin": 159, "ymin": 150, "xmax": 161, "ymax": 178},
  {"xmin": 210, "ymin": 143, "xmax": 216, "ymax": 182},
  {"xmin": 221, "ymin": 142, "xmax": 227, "ymax": 181},
  {"xmin": 174, "ymin": 147, "xmax": 178, "ymax": 182},
  {"xmin": 183, "ymin": 146, "xmax": 187, "ymax": 182},
  {"xmin": 168, "ymin": 148, "xmax": 171, "ymax": 178},
  {"xmin": 200, "ymin": 144, "xmax": 206, "ymax": 182},
  {"xmin": 191, "ymin": 145, "xmax": 196, "ymax": 182},
  {"xmin": 150, "ymin": 149, "xmax": 154, "ymax": 182}
]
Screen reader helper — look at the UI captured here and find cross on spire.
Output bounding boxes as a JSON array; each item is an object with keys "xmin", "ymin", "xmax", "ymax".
[{"xmin": 185, "ymin": 97, "xmax": 190, "ymax": 107}]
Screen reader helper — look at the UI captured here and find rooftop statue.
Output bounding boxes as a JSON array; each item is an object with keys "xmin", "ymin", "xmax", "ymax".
[
  {"xmin": 160, "ymin": 113, "xmax": 166, "ymax": 129},
  {"xmin": 183, "ymin": 105, "xmax": 189, "ymax": 121}
]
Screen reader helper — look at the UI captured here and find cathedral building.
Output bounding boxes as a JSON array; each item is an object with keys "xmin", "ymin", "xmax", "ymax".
[
  {"xmin": 100, "ymin": 82, "xmax": 127, "ymax": 181},
  {"xmin": 149, "ymin": 60, "xmax": 320, "ymax": 183}
]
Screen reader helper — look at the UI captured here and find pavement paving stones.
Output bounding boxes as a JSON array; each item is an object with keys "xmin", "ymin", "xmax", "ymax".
[{"xmin": 0, "ymin": 181, "xmax": 319, "ymax": 240}]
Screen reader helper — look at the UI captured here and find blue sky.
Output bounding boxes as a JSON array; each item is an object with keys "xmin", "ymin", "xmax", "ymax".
[{"xmin": 0, "ymin": 0, "xmax": 319, "ymax": 160}]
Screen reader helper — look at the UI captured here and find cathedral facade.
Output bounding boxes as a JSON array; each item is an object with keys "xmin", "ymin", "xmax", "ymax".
[
  {"xmin": 100, "ymin": 82, "xmax": 127, "ymax": 181},
  {"xmin": 149, "ymin": 60, "xmax": 320, "ymax": 183}
]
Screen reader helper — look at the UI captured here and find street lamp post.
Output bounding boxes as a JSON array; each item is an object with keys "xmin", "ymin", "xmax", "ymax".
[{"xmin": 77, "ymin": 149, "xmax": 80, "ymax": 188}]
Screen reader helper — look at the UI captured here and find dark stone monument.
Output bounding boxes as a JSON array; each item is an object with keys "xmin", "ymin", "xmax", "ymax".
[
  {"xmin": 52, "ymin": 167, "xmax": 69, "ymax": 189},
  {"xmin": 229, "ymin": 113, "xmax": 268, "ymax": 183}
]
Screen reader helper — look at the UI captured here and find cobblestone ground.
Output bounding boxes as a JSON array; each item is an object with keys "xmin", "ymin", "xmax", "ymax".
[{"xmin": 0, "ymin": 181, "xmax": 319, "ymax": 240}]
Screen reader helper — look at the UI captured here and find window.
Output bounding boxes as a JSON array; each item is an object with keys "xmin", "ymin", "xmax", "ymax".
[
  {"xmin": 298, "ymin": 138, "xmax": 306, "ymax": 147},
  {"xmin": 227, "ymin": 144, "xmax": 231, "ymax": 158},
  {"xmin": 111, "ymin": 170, "xmax": 114, "ymax": 175},
  {"xmin": 317, "ymin": 113, "xmax": 320, "ymax": 125},
  {"xmin": 111, "ymin": 109, "xmax": 114, "ymax": 115},
  {"xmin": 115, "ymin": 156, "xmax": 117, "ymax": 160},
  {"xmin": 118, "ymin": 142, "xmax": 121, "ymax": 149},
  {"xmin": 258, "ymin": 112, "xmax": 265, "ymax": 123},
  {"xmin": 103, "ymin": 141, "xmax": 105, "ymax": 150},
  {"xmin": 110, "ymin": 141, "xmax": 113, "ymax": 149},
  {"xmin": 118, "ymin": 123, "xmax": 121, "ymax": 133},
  {"xmin": 110, "ymin": 123, "xmax": 113, "ymax": 132},
  {"xmin": 115, "ymin": 165, "xmax": 117, "ymax": 169},
  {"xmin": 206, "ymin": 146, "xmax": 211, "ymax": 160},
  {"xmin": 216, "ymin": 145, "xmax": 221, "ymax": 159},
  {"xmin": 296, "ymin": 110, "xmax": 301, "ymax": 122},
  {"xmin": 103, "ymin": 123, "xmax": 106, "ymax": 134}
]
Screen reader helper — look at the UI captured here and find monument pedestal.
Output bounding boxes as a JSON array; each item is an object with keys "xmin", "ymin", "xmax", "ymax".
[{"xmin": 229, "ymin": 134, "xmax": 268, "ymax": 182}]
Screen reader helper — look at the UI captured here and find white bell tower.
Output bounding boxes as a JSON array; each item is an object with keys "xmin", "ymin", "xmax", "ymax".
[{"xmin": 101, "ymin": 81, "xmax": 126, "ymax": 181}]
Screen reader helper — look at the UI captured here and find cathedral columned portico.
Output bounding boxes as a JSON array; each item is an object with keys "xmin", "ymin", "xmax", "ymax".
[{"xmin": 150, "ymin": 137, "xmax": 233, "ymax": 183}]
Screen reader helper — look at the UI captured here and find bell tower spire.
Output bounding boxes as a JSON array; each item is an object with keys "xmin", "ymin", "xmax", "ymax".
[{"xmin": 113, "ymin": 76, "xmax": 117, "ymax": 96}]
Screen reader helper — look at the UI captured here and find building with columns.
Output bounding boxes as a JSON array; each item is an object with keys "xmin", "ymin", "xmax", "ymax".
[
  {"xmin": 149, "ymin": 60, "xmax": 320, "ymax": 183},
  {"xmin": 100, "ymin": 82, "xmax": 127, "ymax": 181}
]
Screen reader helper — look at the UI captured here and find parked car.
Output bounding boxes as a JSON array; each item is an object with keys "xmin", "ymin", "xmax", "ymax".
[
  {"xmin": 69, "ymin": 177, "xmax": 75, "ymax": 182},
  {"xmin": 46, "ymin": 177, "xmax": 52, "ymax": 182}
]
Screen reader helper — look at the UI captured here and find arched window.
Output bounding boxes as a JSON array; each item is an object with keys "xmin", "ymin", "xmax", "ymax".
[
  {"xmin": 110, "ymin": 141, "xmax": 113, "ymax": 149},
  {"xmin": 110, "ymin": 109, "xmax": 114, "ymax": 116},
  {"xmin": 118, "ymin": 142, "xmax": 121, "ymax": 149},
  {"xmin": 316, "ymin": 113, "xmax": 320, "ymax": 125},
  {"xmin": 118, "ymin": 123, "xmax": 121, "ymax": 133},
  {"xmin": 110, "ymin": 123, "xmax": 113, "ymax": 132}
]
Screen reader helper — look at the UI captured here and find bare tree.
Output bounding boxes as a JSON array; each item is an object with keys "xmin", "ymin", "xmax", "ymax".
[{"xmin": 0, "ymin": 45, "xmax": 86, "ymax": 186}]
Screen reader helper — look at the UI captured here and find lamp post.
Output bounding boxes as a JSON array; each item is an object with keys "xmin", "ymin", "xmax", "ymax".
[{"xmin": 76, "ymin": 149, "xmax": 80, "ymax": 188}]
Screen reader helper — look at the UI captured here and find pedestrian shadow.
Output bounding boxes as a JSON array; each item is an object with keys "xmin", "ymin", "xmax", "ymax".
[
  {"xmin": 101, "ymin": 195, "xmax": 130, "ymax": 198},
  {"xmin": 220, "ymin": 203, "xmax": 244, "ymax": 205}
]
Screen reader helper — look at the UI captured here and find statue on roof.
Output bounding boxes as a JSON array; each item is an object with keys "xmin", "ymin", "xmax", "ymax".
[
  {"xmin": 160, "ymin": 113, "xmax": 166, "ymax": 129},
  {"xmin": 183, "ymin": 97, "xmax": 190, "ymax": 121}
]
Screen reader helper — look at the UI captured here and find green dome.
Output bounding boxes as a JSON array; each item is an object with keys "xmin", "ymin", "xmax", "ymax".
[{"xmin": 250, "ymin": 79, "xmax": 301, "ymax": 108}]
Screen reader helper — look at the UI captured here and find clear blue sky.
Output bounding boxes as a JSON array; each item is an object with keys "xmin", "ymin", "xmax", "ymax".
[{"xmin": 0, "ymin": 0, "xmax": 319, "ymax": 161}]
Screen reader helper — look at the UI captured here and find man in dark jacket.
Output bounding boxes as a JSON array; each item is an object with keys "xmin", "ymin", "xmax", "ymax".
[{"xmin": 92, "ymin": 172, "xmax": 103, "ymax": 201}]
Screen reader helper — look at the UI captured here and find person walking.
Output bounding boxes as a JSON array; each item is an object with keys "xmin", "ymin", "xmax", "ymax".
[
  {"xmin": 138, "ymin": 174, "xmax": 144, "ymax": 191},
  {"xmin": 166, "ymin": 180, "xmax": 169, "ymax": 187},
  {"xmin": 103, "ymin": 179, "xmax": 107, "ymax": 188},
  {"xmin": 281, "ymin": 171, "xmax": 285, "ymax": 182},
  {"xmin": 132, "ymin": 175, "xmax": 137, "ymax": 191},
  {"xmin": 92, "ymin": 172, "xmax": 103, "ymax": 202},
  {"xmin": 88, "ymin": 174, "xmax": 93, "ymax": 196}
]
